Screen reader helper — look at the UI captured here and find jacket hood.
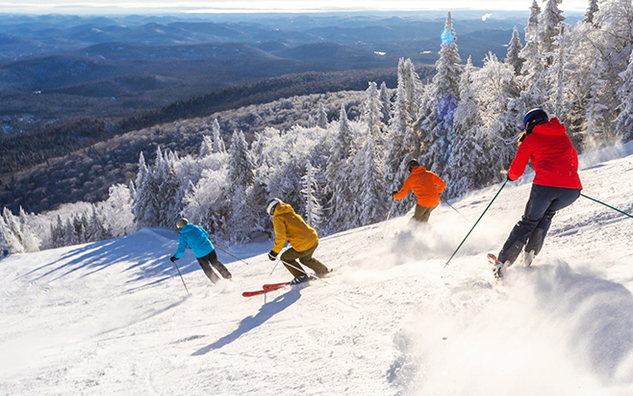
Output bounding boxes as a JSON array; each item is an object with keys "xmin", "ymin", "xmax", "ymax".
[
  {"xmin": 273, "ymin": 202, "xmax": 294, "ymax": 216},
  {"xmin": 532, "ymin": 118, "xmax": 566, "ymax": 136},
  {"xmin": 180, "ymin": 223, "xmax": 195, "ymax": 233},
  {"xmin": 411, "ymin": 165, "xmax": 427, "ymax": 175}
]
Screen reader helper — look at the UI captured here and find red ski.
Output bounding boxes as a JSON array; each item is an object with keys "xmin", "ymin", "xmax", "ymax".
[
  {"xmin": 263, "ymin": 281, "xmax": 291, "ymax": 290},
  {"xmin": 242, "ymin": 283, "xmax": 287, "ymax": 298}
]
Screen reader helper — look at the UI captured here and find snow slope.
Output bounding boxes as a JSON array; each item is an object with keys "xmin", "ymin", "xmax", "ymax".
[{"xmin": 2, "ymin": 143, "xmax": 633, "ymax": 396}]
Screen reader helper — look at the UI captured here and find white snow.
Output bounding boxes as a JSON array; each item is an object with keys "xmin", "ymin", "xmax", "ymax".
[{"xmin": 2, "ymin": 143, "xmax": 633, "ymax": 395}]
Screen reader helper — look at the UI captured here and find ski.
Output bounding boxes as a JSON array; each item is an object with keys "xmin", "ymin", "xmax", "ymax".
[
  {"xmin": 263, "ymin": 281, "xmax": 291, "ymax": 290},
  {"xmin": 242, "ymin": 283, "xmax": 287, "ymax": 298}
]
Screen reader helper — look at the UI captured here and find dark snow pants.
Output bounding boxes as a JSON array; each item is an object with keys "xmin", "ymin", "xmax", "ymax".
[
  {"xmin": 407, "ymin": 204, "xmax": 437, "ymax": 226},
  {"xmin": 281, "ymin": 242, "xmax": 329, "ymax": 278},
  {"xmin": 197, "ymin": 250, "xmax": 231, "ymax": 283},
  {"xmin": 498, "ymin": 184, "xmax": 581, "ymax": 265}
]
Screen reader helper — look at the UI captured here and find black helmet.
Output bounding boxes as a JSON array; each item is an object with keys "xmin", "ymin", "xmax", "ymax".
[
  {"xmin": 407, "ymin": 159, "xmax": 420, "ymax": 173},
  {"xmin": 523, "ymin": 108, "xmax": 548, "ymax": 134},
  {"xmin": 176, "ymin": 218, "xmax": 189, "ymax": 229}
]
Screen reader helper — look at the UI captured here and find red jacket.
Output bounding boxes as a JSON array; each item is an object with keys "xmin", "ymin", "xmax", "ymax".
[
  {"xmin": 508, "ymin": 118, "xmax": 582, "ymax": 189},
  {"xmin": 394, "ymin": 165, "xmax": 446, "ymax": 207}
]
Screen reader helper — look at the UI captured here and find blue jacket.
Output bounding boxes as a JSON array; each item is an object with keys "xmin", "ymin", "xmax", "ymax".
[{"xmin": 174, "ymin": 223, "xmax": 215, "ymax": 259}]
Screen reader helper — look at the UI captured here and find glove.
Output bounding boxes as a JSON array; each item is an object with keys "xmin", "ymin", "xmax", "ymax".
[
  {"xmin": 392, "ymin": 191, "xmax": 399, "ymax": 197},
  {"xmin": 507, "ymin": 174, "xmax": 514, "ymax": 182},
  {"xmin": 268, "ymin": 250, "xmax": 278, "ymax": 261},
  {"xmin": 170, "ymin": 256, "xmax": 178, "ymax": 263}
]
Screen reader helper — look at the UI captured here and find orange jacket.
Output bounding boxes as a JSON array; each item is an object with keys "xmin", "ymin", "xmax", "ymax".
[
  {"xmin": 271, "ymin": 202, "xmax": 319, "ymax": 254},
  {"xmin": 394, "ymin": 165, "xmax": 446, "ymax": 207}
]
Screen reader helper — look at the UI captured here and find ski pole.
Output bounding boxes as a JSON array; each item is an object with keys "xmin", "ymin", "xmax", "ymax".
[
  {"xmin": 580, "ymin": 193, "xmax": 633, "ymax": 220},
  {"xmin": 444, "ymin": 179, "xmax": 508, "ymax": 268},
  {"xmin": 441, "ymin": 197, "xmax": 469, "ymax": 222},
  {"xmin": 269, "ymin": 256, "xmax": 281, "ymax": 275},
  {"xmin": 215, "ymin": 245, "xmax": 251, "ymax": 265},
  {"xmin": 280, "ymin": 258, "xmax": 330, "ymax": 285},
  {"xmin": 170, "ymin": 259, "xmax": 191, "ymax": 295}
]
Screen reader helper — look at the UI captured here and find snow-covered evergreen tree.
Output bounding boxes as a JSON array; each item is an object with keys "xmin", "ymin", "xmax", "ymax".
[
  {"xmin": 445, "ymin": 58, "xmax": 493, "ymax": 198},
  {"xmin": 0, "ymin": 213, "xmax": 15, "ymax": 255},
  {"xmin": 540, "ymin": 0, "xmax": 565, "ymax": 67},
  {"xmin": 199, "ymin": 135, "xmax": 214, "ymax": 158},
  {"xmin": 18, "ymin": 207, "xmax": 39, "ymax": 252},
  {"xmin": 420, "ymin": 12, "xmax": 462, "ymax": 177},
  {"xmin": 384, "ymin": 80, "xmax": 411, "ymax": 215},
  {"xmin": 103, "ymin": 183, "xmax": 135, "ymax": 237},
  {"xmin": 474, "ymin": 53, "xmax": 521, "ymax": 174},
  {"xmin": 211, "ymin": 119, "xmax": 226, "ymax": 153},
  {"xmin": 316, "ymin": 102, "xmax": 329, "ymax": 129},
  {"xmin": 584, "ymin": 0, "xmax": 600, "ymax": 26},
  {"xmin": 227, "ymin": 130, "xmax": 256, "ymax": 190},
  {"xmin": 301, "ymin": 162, "xmax": 323, "ymax": 229},
  {"xmin": 325, "ymin": 105, "xmax": 356, "ymax": 231},
  {"xmin": 520, "ymin": 0, "xmax": 547, "ymax": 109},
  {"xmin": 616, "ymin": 50, "xmax": 633, "ymax": 142},
  {"xmin": 362, "ymin": 81, "xmax": 387, "ymax": 156},
  {"xmin": 2, "ymin": 207, "xmax": 25, "ymax": 253},
  {"xmin": 505, "ymin": 26, "xmax": 524, "ymax": 76},
  {"xmin": 354, "ymin": 129, "xmax": 388, "ymax": 226},
  {"xmin": 379, "ymin": 81, "xmax": 392, "ymax": 123}
]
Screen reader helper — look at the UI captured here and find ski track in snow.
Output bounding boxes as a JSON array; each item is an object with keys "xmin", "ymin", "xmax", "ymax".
[{"xmin": 1, "ymin": 143, "xmax": 633, "ymax": 395}]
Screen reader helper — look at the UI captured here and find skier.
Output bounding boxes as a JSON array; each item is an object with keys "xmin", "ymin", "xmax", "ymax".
[
  {"xmin": 266, "ymin": 198, "xmax": 330, "ymax": 285},
  {"xmin": 170, "ymin": 218, "xmax": 232, "ymax": 283},
  {"xmin": 490, "ymin": 108, "xmax": 582, "ymax": 278},
  {"xmin": 392, "ymin": 159, "xmax": 446, "ymax": 226}
]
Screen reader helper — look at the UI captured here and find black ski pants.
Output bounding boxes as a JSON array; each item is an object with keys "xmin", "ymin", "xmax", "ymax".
[
  {"xmin": 197, "ymin": 250, "xmax": 231, "ymax": 283},
  {"xmin": 498, "ymin": 184, "xmax": 581, "ymax": 265}
]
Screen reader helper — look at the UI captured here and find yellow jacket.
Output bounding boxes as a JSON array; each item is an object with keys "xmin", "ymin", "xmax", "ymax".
[{"xmin": 271, "ymin": 202, "xmax": 319, "ymax": 253}]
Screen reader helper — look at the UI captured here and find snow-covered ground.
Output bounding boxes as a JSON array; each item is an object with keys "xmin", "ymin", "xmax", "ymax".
[{"xmin": 2, "ymin": 142, "xmax": 633, "ymax": 396}]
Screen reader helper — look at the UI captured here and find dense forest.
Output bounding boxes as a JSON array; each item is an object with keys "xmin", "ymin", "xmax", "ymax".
[{"xmin": 2, "ymin": 0, "xmax": 633, "ymax": 255}]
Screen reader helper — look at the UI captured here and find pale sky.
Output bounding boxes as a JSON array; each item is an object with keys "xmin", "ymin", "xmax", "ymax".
[{"xmin": 0, "ymin": 0, "xmax": 589, "ymax": 15}]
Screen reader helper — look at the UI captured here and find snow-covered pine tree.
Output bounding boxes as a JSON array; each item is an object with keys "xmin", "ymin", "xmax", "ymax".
[
  {"xmin": 211, "ymin": 119, "xmax": 226, "ymax": 153},
  {"xmin": 549, "ymin": 25, "xmax": 572, "ymax": 122},
  {"xmin": 384, "ymin": 75, "xmax": 412, "ymax": 215},
  {"xmin": 379, "ymin": 81, "xmax": 392, "ymax": 123},
  {"xmin": 354, "ymin": 128, "xmax": 388, "ymax": 226},
  {"xmin": 153, "ymin": 148, "xmax": 182, "ymax": 228},
  {"xmin": 403, "ymin": 58, "xmax": 423, "ymax": 121},
  {"xmin": 474, "ymin": 53, "xmax": 521, "ymax": 175},
  {"xmin": 103, "ymin": 184, "xmax": 135, "ymax": 237},
  {"xmin": 199, "ymin": 135, "xmax": 214, "ymax": 158},
  {"xmin": 18, "ymin": 207, "xmax": 39, "ymax": 252},
  {"xmin": 584, "ymin": 55, "xmax": 610, "ymax": 150},
  {"xmin": 539, "ymin": 0, "xmax": 565, "ymax": 67},
  {"xmin": 445, "ymin": 57, "xmax": 493, "ymax": 198},
  {"xmin": 584, "ymin": 0, "xmax": 600, "ymax": 26},
  {"xmin": 505, "ymin": 26, "xmax": 524, "ymax": 76},
  {"xmin": 316, "ymin": 102, "xmax": 329, "ymax": 129},
  {"xmin": 420, "ymin": 12, "xmax": 462, "ymax": 177},
  {"xmin": 132, "ymin": 151, "xmax": 156, "ymax": 228},
  {"xmin": 325, "ymin": 105, "xmax": 356, "ymax": 231},
  {"xmin": 520, "ymin": 0, "xmax": 547, "ymax": 109},
  {"xmin": 0, "ymin": 213, "xmax": 14, "ymax": 255},
  {"xmin": 227, "ymin": 130, "xmax": 256, "ymax": 190},
  {"xmin": 301, "ymin": 162, "xmax": 323, "ymax": 229},
  {"xmin": 2, "ymin": 207, "xmax": 25, "ymax": 253},
  {"xmin": 361, "ymin": 81, "xmax": 387, "ymax": 157},
  {"xmin": 591, "ymin": 0, "xmax": 633, "ymax": 141},
  {"xmin": 616, "ymin": 50, "xmax": 633, "ymax": 142},
  {"xmin": 225, "ymin": 129, "xmax": 257, "ymax": 241}
]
